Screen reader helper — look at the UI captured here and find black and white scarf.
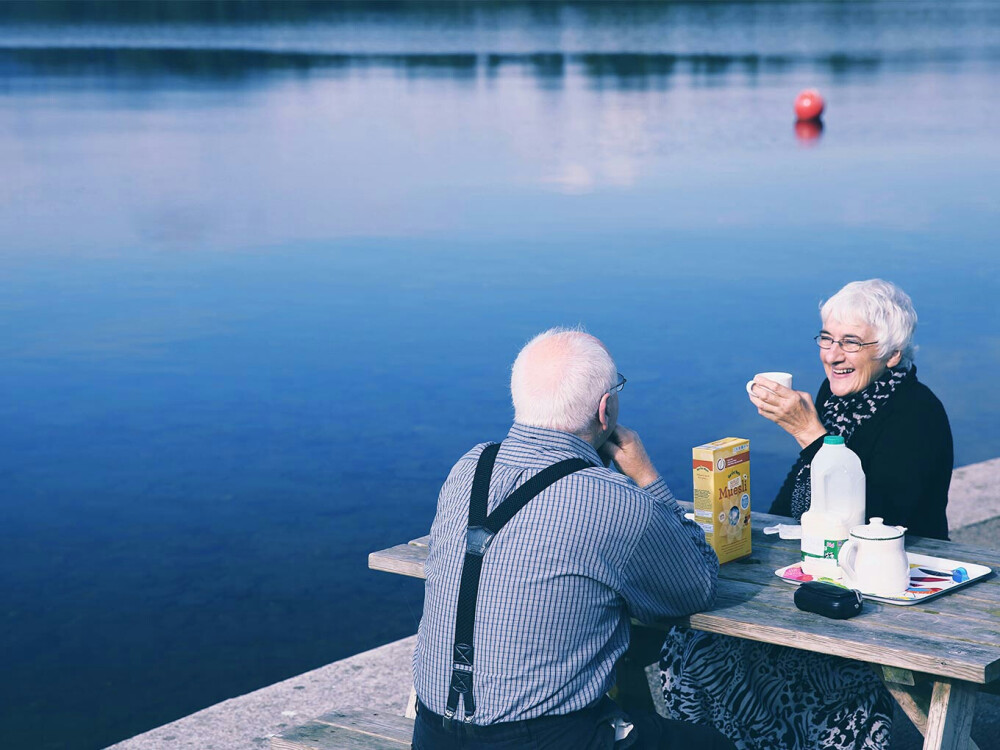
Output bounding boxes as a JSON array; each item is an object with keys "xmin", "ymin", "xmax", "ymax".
[{"xmin": 788, "ymin": 365, "xmax": 912, "ymax": 519}]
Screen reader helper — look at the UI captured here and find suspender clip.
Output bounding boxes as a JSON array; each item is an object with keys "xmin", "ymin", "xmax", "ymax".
[
  {"xmin": 449, "ymin": 668, "xmax": 473, "ymax": 695},
  {"xmin": 465, "ymin": 526, "xmax": 495, "ymax": 557},
  {"xmin": 446, "ymin": 667, "xmax": 476, "ymax": 726},
  {"xmin": 453, "ymin": 642, "xmax": 474, "ymax": 666}
]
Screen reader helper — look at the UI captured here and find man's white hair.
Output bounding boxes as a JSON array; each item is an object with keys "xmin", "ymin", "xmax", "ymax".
[
  {"xmin": 510, "ymin": 328, "xmax": 618, "ymax": 435},
  {"xmin": 820, "ymin": 279, "xmax": 917, "ymax": 369}
]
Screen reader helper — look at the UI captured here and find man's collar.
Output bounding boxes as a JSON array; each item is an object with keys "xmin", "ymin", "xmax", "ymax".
[{"xmin": 506, "ymin": 423, "xmax": 603, "ymax": 467}]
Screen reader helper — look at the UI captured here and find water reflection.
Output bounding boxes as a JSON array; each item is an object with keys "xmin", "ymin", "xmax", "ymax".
[
  {"xmin": 1, "ymin": 0, "xmax": 997, "ymax": 48},
  {"xmin": 486, "ymin": 53, "xmax": 566, "ymax": 83},
  {"xmin": 3, "ymin": 47, "xmax": 999, "ymax": 91},
  {"xmin": 2, "ymin": 0, "xmax": 999, "ymax": 93},
  {"xmin": 794, "ymin": 119, "xmax": 824, "ymax": 145}
]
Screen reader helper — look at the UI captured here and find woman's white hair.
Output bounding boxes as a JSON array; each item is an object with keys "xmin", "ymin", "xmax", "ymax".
[
  {"xmin": 510, "ymin": 328, "xmax": 618, "ymax": 435},
  {"xmin": 820, "ymin": 279, "xmax": 918, "ymax": 369}
]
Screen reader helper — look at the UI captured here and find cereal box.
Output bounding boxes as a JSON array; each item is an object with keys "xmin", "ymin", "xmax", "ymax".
[{"xmin": 693, "ymin": 437, "xmax": 751, "ymax": 564}]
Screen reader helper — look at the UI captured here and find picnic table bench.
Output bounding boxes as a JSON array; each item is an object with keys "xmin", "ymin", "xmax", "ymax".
[{"xmin": 367, "ymin": 504, "xmax": 1000, "ymax": 750}]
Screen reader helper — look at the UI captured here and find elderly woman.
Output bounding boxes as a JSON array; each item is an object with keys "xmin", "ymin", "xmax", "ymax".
[
  {"xmin": 658, "ymin": 279, "xmax": 953, "ymax": 750},
  {"xmin": 756, "ymin": 279, "xmax": 951, "ymax": 537}
]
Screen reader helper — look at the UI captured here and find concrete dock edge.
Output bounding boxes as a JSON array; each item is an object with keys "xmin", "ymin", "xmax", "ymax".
[{"xmin": 106, "ymin": 636, "xmax": 416, "ymax": 750}]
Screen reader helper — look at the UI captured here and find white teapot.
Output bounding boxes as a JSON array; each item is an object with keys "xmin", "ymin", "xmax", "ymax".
[{"xmin": 838, "ymin": 518, "xmax": 910, "ymax": 596}]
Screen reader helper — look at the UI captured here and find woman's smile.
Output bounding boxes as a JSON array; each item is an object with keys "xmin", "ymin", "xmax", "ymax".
[{"xmin": 820, "ymin": 320, "xmax": 894, "ymax": 397}]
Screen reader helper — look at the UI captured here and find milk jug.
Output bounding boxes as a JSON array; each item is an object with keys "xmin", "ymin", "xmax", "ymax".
[{"xmin": 800, "ymin": 435, "xmax": 866, "ymax": 577}]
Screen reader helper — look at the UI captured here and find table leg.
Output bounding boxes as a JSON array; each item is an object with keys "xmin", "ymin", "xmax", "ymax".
[
  {"xmin": 879, "ymin": 668, "xmax": 980, "ymax": 750},
  {"xmin": 922, "ymin": 679, "xmax": 978, "ymax": 750},
  {"xmin": 405, "ymin": 686, "xmax": 417, "ymax": 719},
  {"xmin": 884, "ymin": 680, "xmax": 931, "ymax": 736}
]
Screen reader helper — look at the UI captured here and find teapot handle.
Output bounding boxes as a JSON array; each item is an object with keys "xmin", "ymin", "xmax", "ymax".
[{"xmin": 838, "ymin": 538, "xmax": 858, "ymax": 584}]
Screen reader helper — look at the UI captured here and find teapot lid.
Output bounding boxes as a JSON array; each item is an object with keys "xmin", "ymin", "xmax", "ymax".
[{"xmin": 850, "ymin": 517, "xmax": 906, "ymax": 540}]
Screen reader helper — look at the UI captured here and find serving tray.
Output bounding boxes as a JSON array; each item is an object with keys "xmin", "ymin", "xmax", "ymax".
[{"xmin": 775, "ymin": 552, "xmax": 992, "ymax": 605}]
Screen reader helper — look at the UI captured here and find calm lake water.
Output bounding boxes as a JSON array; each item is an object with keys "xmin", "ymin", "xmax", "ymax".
[{"xmin": 1, "ymin": 2, "xmax": 998, "ymax": 748}]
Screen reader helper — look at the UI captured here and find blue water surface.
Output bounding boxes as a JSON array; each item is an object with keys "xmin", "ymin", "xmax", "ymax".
[{"xmin": 1, "ymin": 3, "xmax": 998, "ymax": 748}]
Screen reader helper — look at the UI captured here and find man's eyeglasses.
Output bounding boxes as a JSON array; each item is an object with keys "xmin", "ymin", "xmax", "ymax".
[
  {"xmin": 814, "ymin": 334, "xmax": 878, "ymax": 353},
  {"xmin": 609, "ymin": 373, "xmax": 627, "ymax": 394}
]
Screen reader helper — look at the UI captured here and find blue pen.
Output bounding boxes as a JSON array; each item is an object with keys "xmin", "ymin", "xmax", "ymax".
[{"xmin": 920, "ymin": 566, "xmax": 969, "ymax": 582}]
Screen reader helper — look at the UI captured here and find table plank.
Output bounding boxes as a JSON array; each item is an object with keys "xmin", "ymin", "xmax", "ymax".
[
  {"xmin": 380, "ymin": 531, "xmax": 1000, "ymax": 621},
  {"xmin": 368, "ymin": 544, "xmax": 426, "ymax": 579},
  {"xmin": 716, "ymin": 550, "xmax": 1000, "ymax": 628},
  {"xmin": 679, "ymin": 581, "xmax": 1000, "ymax": 684},
  {"xmin": 707, "ymin": 575, "xmax": 1000, "ymax": 649},
  {"xmin": 371, "ymin": 513, "xmax": 1000, "ymax": 686}
]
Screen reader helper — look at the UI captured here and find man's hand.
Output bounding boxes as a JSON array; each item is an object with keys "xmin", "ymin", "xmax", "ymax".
[
  {"xmin": 748, "ymin": 377, "xmax": 827, "ymax": 449},
  {"xmin": 599, "ymin": 425, "xmax": 660, "ymax": 487}
]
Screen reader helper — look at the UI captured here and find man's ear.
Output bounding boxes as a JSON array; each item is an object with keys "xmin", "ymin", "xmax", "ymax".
[
  {"xmin": 886, "ymin": 350, "xmax": 902, "ymax": 368},
  {"xmin": 597, "ymin": 392, "xmax": 611, "ymax": 432}
]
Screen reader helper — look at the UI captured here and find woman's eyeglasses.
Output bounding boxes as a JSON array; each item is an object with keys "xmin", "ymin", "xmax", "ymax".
[{"xmin": 814, "ymin": 334, "xmax": 878, "ymax": 353}]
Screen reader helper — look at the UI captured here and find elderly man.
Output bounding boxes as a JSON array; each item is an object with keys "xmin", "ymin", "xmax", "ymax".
[{"xmin": 412, "ymin": 329, "xmax": 732, "ymax": 749}]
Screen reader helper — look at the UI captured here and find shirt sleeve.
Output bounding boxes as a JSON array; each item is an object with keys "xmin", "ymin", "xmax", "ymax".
[{"xmin": 619, "ymin": 481, "xmax": 719, "ymax": 622}]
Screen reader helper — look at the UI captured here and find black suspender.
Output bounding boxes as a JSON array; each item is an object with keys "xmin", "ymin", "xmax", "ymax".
[{"xmin": 445, "ymin": 441, "xmax": 594, "ymax": 723}]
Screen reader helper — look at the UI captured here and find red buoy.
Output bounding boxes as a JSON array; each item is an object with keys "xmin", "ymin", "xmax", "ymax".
[{"xmin": 794, "ymin": 89, "xmax": 825, "ymax": 121}]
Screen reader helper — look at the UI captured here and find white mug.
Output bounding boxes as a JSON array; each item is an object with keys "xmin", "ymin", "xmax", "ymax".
[{"xmin": 746, "ymin": 371, "xmax": 793, "ymax": 395}]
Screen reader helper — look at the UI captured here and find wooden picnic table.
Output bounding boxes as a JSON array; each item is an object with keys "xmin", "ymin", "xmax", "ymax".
[{"xmin": 369, "ymin": 504, "xmax": 1000, "ymax": 750}]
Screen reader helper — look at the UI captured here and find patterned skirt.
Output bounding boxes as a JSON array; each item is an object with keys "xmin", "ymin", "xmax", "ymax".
[{"xmin": 658, "ymin": 627, "xmax": 893, "ymax": 750}]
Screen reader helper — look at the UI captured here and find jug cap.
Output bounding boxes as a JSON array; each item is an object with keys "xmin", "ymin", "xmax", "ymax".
[
  {"xmin": 823, "ymin": 435, "xmax": 845, "ymax": 445},
  {"xmin": 850, "ymin": 517, "xmax": 906, "ymax": 541}
]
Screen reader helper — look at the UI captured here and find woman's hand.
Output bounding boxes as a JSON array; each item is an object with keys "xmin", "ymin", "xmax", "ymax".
[{"xmin": 748, "ymin": 377, "xmax": 827, "ymax": 449}]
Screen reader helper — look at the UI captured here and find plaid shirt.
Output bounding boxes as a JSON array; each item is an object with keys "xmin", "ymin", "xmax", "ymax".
[{"xmin": 413, "ymin": 423, "xmax": 719, "ymax": 724}]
